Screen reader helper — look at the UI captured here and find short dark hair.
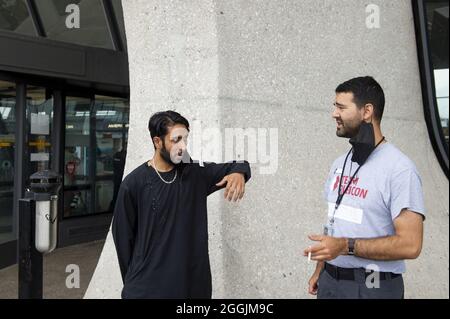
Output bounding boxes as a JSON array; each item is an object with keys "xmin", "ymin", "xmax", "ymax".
[
  {"xmin": 336, "ymin": 76, "xmax": 385, "ymax": 121},
  {"xmin": 148, "ymin": 111, "xmax": 190, "ymax": 148}
]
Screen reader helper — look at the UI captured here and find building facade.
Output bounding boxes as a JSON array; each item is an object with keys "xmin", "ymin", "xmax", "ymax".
[{"xmin": 0, "ymin": 0, "xmax": 130, "ymax": 269}]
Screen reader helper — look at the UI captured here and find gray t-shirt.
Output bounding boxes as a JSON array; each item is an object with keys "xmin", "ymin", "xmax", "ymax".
[{"xmin": 323, "ymin": 143, "xmax": 425, "ymax": 274}]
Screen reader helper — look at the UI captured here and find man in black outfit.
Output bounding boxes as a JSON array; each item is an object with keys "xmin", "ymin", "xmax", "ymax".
[{"xmin": 112, "ymin": 111, "xmax": 251, "ymax": 299}]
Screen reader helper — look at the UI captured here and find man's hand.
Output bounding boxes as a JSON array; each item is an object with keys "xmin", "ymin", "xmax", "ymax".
[
  {"xmin": 216, "ymin": 173, "xmax": 246, "ymax": 202},
  {"xmin": 303, "ymin": 235, "xmax": 348, "ymax": 262},
  {"xmin": 308, "ymin": 272, "xmax": 320, "ymax": 295}
]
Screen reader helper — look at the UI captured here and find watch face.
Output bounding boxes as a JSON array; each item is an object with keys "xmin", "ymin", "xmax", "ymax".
[{"xmin": 348, "ymin": 238, "xmax": 355, "ymax": 255}]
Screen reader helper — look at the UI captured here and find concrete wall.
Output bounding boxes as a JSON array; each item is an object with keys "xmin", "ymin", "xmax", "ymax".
[{"xmin": 85, "ymin": 0, "xmax": 449, "ymax": 299}]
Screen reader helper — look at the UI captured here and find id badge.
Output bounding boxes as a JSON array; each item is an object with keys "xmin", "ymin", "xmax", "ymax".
[{"xmin": 323, "ymin": 222, "xmax": 335, "ymax": 237}]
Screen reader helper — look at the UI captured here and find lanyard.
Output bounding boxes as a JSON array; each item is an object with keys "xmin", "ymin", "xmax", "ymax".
[{"xmin": 330, "ymin": 137, "xmax": 386, "ymax": 225}]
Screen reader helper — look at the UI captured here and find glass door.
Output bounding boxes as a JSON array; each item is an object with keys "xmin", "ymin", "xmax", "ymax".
[
  {"xmin": 59, "ymin": 93, "xmax": 129, "ymax": 247},
  {"xmin": 26, "ymin": 86, "xmax": 54, "ymax": 179},
  {"xmin": 0, "ymin": 80, "xmax": 16, "ymax": 245},
  {"xmin": 94, "ymin": 95, "xmax": 128, "ymax": 213},
  {"xmin": 64, "ymin": 95, "xmax": 93, "ymax": 217},
  {"xmin": 63, "ymin": 94, "xmax": 129, "ymax": 218},
  {"xmin": 0, "ymin": 81, "xmax": 57, "ymax": 268}
]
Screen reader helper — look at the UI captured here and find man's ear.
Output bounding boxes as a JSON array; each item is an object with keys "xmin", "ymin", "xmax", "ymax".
[
  {"xmin": 153, "ymin": 137, "xmax": 162, "ymax": 150},
  {"xmin": 363, "ymin": 103, "xmax": 375, "ymax": 122}
]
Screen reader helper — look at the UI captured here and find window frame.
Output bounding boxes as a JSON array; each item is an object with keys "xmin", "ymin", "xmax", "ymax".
[
  {"xmin": 1, "ymin": 0, "xmax": 126, "ymax": 52},
  {"xmin": 412, "ymin": 0, "xmax": 449, "ymax": 178}
]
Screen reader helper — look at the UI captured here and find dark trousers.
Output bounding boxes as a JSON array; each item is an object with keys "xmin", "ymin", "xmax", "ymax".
[{"xmin": 317, "ymin": 266, "xmax": 404, "ymax": 299}]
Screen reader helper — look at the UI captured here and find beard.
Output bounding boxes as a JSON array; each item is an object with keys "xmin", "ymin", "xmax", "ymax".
[
  {"xmin": 160, "ymin": 140, "xmax": 186, "ymax": 167},
  {"xmin": 336, "ymin": 118, "xmax": 363, "ymax": 138},
  {"xmin": 160, "ymin": 147, "xmax": 174, "ymax": 166}
]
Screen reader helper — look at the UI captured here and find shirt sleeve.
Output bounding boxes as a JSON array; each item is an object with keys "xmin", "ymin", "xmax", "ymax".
[
  {"xmin": 389, "ymin": 168, "xmax": 426, "ymax": 221},
  {"xmin": 112, "ymin": 183, "xmax": 137, "ymax": 283},
  {"xmin": 201, "ymin": 161, "xmax": 251, "ymax": 196},
  {"xmin": 324, "ymin": 157, "xmax": 342, "ymax": 202},
  {"xmin": 323, "ymin": 166, "xmax": 335, "ymax": 201}
]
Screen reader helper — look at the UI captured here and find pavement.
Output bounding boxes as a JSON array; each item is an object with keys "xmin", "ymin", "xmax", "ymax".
[{"xmin": 0, "ymin": 240, "xmax": 105, "ymax": 299}]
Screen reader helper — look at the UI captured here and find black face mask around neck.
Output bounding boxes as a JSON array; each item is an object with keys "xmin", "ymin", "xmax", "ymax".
[{"xmin": 349, "ymin": 121, "xmax": 376, "ymax": 166}]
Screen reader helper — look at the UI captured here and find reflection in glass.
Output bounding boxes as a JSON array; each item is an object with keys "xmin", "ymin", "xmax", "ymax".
[
  {"xmin": 0, "ymin": 0, "xmax": 36, "ymax": 35},
  {"xmin": 64, "ymin": 96, "xmax": 91, "ymax": 217},
  {"xmin": 27, "ymin": 87, "xmax": 54, "ymax": 177},
  {"xmin": 111, "ymin": 0, "xmax": 127, "ymax": 50},
  {"xmin": 434, "ymin": 69, "xmax": 449, "ymax": 146},
  {"xmin": 94, "ymin": 95, "xmax": 128, "ymax": 213},
  {"xmin": 63, "ymin": 95, "xmax": 129, "ymax": 218},
  {"xmin": 0, "ymin": 81, "xmax": 15, "ymax": 244},
  {"xmin": 35, "ymin": 0, "xmax": 114, "ymax": 49},
  {"xmin": 425, "ymin": 1, "xmax": 449, "ymax": 147}
]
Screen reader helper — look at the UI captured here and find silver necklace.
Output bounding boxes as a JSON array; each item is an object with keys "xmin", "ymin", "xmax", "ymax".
[{"xmin": 151, "ymin": 159, "xmax": 177, "ymax": 184}]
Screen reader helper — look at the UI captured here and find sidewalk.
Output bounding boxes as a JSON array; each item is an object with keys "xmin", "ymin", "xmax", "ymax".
[{"xmin": 0, "ymin": 240, "xmax": 105, "ymax": 299}]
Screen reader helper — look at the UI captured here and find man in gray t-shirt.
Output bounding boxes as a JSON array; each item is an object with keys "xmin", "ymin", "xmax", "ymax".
[{"xmin": 305, "ymin": 77, "xmax": 425, "ymax": 299}]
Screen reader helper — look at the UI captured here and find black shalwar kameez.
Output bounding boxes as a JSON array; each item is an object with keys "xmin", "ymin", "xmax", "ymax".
[{"xmin": 112, "ymin": 160, "xmax": 251, "ymax": 299}]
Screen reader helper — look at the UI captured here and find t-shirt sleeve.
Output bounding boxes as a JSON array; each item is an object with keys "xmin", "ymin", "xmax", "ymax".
[
  {"xmin": 322, "ymin": 173, "xmax": 331, "ymax": 201},
  {"xmin": 389, "ymin": 168, "xmax": 426, "ymax": 221},
  {"xmin": 323, "ymin": 165, "xmax": 335, "ymax": 201}
]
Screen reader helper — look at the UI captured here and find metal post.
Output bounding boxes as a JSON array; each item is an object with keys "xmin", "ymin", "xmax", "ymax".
[
  {"xmin": 18, "ymin": 198, "xmax": 43, "ymax": 299},
  {"xmin": 18, "ymin": 170, "xmax": 62, "ymax": 299}
]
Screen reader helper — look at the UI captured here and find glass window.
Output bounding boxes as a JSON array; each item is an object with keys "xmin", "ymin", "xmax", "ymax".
[
  {"xmin": 111, "ymin": 0, "xmax": 127, "ymax": 51},
  {"xmin": 0, "ymin": 80, "xmax": 16, "ymax": 245},
  {"xmin": 435, "ymin": 69, "xmax": 449, "ymax": 146},
  {"xmin": 35, "ymin": 0, "xmax": 114, "ymax": 49},
  {"xmin": 26, "ymin": 86, "xmax": 54, "ymax": 177},
  {"xmin": 94, "ymin": 95, "xmax": 128, "ymax": 213},
  {"xmin": 64, "ymin": 96, "xmax": 92, "ymax": 217},
  {"xmin": 0, "ymin": 0, "xmax": 36, "ymax": 35},
  {"xmin": 425, "ymin": 0, "xmax": 449, "ymax": 147},
  {"xmin": 63, "ymin": 95, "xmax": 129, "ymax": 217}
]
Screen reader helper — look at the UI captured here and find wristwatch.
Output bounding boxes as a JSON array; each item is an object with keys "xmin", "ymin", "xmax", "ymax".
[{"xmin": 347, "ymin": 238, "xmax": 356, "ymax": 256}]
